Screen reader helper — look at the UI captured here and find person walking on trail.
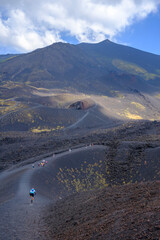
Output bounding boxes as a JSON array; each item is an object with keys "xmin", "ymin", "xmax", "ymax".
[
  {"xmin": 29, "ymin": 188, "xmax": 36, "ymax": 203},
  {"xmin": 42, "ymin": 159, "xmax": 45, "ymax": 167}
]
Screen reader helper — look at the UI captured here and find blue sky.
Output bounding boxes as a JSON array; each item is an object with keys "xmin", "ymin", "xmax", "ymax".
[
  {"xmin": 116, "ymin": 9, "xmax": 160, "ymax": 55},
  {"xmin": 0, "ymin": 0, "xmax": 160, "ymax": 55}
]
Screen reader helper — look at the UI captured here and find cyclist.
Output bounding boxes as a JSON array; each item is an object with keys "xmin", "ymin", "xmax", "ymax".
[{"xmin": 29, "ymin": 188, "xmax": 36, "ymax": 203}]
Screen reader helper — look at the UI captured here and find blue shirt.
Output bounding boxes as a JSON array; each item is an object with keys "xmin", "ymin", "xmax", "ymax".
[{"xmin": 30, "ymin": 189, "xmax": 36, "ymax": 194}]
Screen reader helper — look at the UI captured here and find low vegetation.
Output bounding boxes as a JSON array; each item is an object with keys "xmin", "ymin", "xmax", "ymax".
[
  {"xmin": 31, "ymin": 126, "xmax": 64, "ymax": 133},
  {"xmin": 57, "ymin": 160, "xmax": 108, "ymax": 192},
  {"xmin": 118, "ymin": 109, "xmax": 143, "ymax": 120},
  {"xmin": 112, "ymin": 59, "xmax": 159, "ymax": 80}
]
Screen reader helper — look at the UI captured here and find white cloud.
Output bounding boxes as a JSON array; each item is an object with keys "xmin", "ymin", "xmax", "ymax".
[{"xmin": 0, "ymin": 0, "xmax": 160, "ymax": 52}]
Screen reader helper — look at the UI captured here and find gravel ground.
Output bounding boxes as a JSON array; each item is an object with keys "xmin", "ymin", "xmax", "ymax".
[
  {"xmin": 0, "ymin": 146, "xmax": 107, "ymax": 239},
  {"xmin": 43, "ymin": 181, "xmax": 160, "ymax": 240}
]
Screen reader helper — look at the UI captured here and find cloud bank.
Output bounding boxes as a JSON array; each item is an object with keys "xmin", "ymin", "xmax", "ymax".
[{"xmin": 0, "ymin": 0, "xmax": 160, "ymax": 52}]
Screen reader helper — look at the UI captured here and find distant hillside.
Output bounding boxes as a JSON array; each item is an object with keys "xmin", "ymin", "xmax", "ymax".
[
  {"xmin": 0, "ymin": 54, "xmax": 18, "ymax": 63},
  {"xmin": 1, "ymin": 40, "xmax": 160, "ymax": 133},
  {"xmin": 0, "ymin": 40, "xmax": 160, "ymax": 94}
]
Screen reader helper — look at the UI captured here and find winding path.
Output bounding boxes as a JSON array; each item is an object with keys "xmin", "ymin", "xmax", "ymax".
[
  {"xmin": 65, "ymin": 103, "xmax": 99, "ymax": 129},
  {"xmin": 66, "ymin": 111, "xmax": 89, "ymax": 129},
  {"xmin": 0, "ymin": 145, "xmax": 107, "ymax": 239}
]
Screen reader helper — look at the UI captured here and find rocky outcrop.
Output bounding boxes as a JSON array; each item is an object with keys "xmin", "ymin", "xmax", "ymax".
[{"xmin": 69, "ymin": 99, "xmax": 94, "ymax": 110}]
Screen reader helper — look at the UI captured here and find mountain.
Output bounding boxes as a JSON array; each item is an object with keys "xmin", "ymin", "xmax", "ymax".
[
  {"xmin": 1, "ymin": 40, "xmax": 160, "ymax": 134},
  {"xmin": 0, "ymin": 40, "xmax": 160, "ymax": 93},
  {"xmin": 1, "ymin": 41, "xmax": 160, "ymax": 240}
]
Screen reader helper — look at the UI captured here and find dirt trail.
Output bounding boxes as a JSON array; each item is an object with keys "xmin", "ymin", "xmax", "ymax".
[
  {"xmin": 0, "ymin": 145, "xmax": 106, "ymax": 239},
  {"xmin": 0, "ymin": 164, "xmax": 50, "ymax": 239},
  {"xmin": 66, "ymin": 104, "xmax": 97, "ymax": 129}
]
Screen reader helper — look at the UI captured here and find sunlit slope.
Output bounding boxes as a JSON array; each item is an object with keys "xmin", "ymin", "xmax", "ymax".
[
  {"xmin": 1, "ymin": 81, "xmax": 160, "ymax": 132},
  {"xmin": 91, "ymin": 90, "xmax": 160, "ymax": 121},
  {"xmin": 0, "ymin": 85, "xmax": 86, "ymax": 132}
]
